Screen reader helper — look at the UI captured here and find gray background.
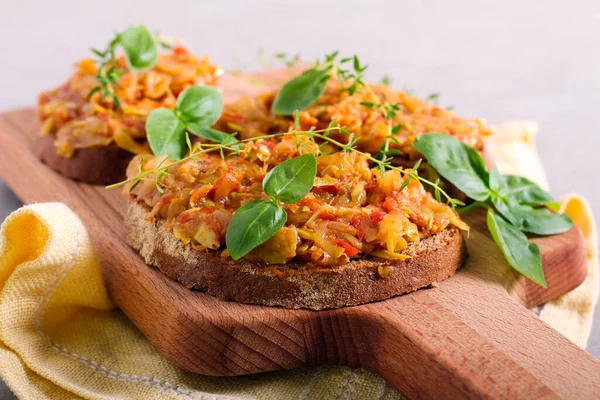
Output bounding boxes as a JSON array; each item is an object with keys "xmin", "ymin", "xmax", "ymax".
[{"xmin": 0, "ymin": 0, "xmax": 598, "ymax": 397}]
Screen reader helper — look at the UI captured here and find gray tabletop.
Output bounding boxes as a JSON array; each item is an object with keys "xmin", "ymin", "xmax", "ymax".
[{"xmin": 0, "ymin": 0, "xmax": 598, "ymax": 397}]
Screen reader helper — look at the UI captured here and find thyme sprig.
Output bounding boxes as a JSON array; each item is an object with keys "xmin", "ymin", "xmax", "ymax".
[
  {"xmin": 107, "ymin": 122, "xmax": 460, "ymax": 209},
  {"xmin": 88, "ymin": 37, "xmax": 122, "ymax": 107},
  {"xmin": 257, "ymin": 50, "xmax": 303, "ymax": 69}
]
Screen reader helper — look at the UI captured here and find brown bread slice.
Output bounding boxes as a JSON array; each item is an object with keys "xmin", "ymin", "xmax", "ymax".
[
  {"xmin": 35, "ymin": 134, "xmax": 134, "ymax": 185},
  {"xmin": 126, "ymin": 200, "xmax": 468, "ymax": 310}
]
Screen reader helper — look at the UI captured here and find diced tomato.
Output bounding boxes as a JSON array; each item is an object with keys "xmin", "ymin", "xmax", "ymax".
[
  {"xmin": 121, "ymin": 118, "xmax": 133, "ymax": 128},
  {"xmin": 298, "ymin": 197, "xmax": 323, "ymax": 210},
  {"xmin": 288, "ymin": 111, "xmax": 318, "ymax": 131},
  {"xmin": 213, "ymin": 171, "xmax": 240, "ymax": 202},
  {"xmin": 370, "ymin": 208, "xmax": 385, "ymax": 223},
  {"xmin": 176, "ymin": 209, "xmax": 196, "ymax": 224},
  {"xmin": 313, "ymin": 184, "xmax": 338, "ymax": 195},
  {"xmin": 206, "ymin": 187, "xmax": 216, "ymax": 199},
  {"xmin": 173, "ymin": 46, "xmax": 188, "ymax": 55},
  {"xmin": 319, "ymin": 211, "xmax": 338, "ymax": 221},
  {"xmin": 365, "ymin": 181, "xmax": 378, "ymax": 192},
  {"xmin": 158, "ymin": 194, "xmax": 172, "ymax": 207},
  {"xmin": 335, "ymin": 240, "xmax": 359, "ymax": 257},
  {"xmin": 382, "ymin": 196, "xmax": 399, "ymax": 212},
  {"xmin": 207, "ymin": 219, "xmax": 222, "ymax": 240},
  {"xmin": 223, "ymin": 110, "xmax": 247, "ymax": 123}
]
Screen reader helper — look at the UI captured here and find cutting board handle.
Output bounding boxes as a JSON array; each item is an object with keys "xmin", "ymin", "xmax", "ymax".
[
  {"xmin": 333, "ymin": 288, "xmax": 599, "ymax": 398},
  {"xmin": 283, "ymin": 287, "xmax": 595, "ymax": 398}
]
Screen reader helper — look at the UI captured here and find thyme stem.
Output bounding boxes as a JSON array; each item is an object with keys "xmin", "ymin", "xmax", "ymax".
[{"xmin": 108, "ymin": 127, "xmax": 458, "ymax": 208}]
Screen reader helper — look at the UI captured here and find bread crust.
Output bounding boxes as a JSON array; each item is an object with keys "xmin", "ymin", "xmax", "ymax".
[
  {"xmin": 126, "ymin": 200, "xmax": 467, "ymax": 310},
  {"xmin": 35, "ymin": 134, "xmax": 134, "ymax": 185}
]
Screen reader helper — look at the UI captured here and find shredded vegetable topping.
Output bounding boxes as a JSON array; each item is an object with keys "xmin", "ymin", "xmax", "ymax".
[
  {"xmin": 215, "ymin": 78, "xmax": 490, "ymax": 159},
  {"xmin": 127, "ymin": 136, "xmax": 468, "ymax": 267},
  {"xmin": 38, "ymin": 47, "xmax": 221, "ymax": 157}
]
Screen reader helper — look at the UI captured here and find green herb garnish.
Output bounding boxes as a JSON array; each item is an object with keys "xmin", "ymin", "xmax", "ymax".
[
  {"xmin": 145, "ymin": 108, "xmax": 187, "ymax": 160},
  {"xmin": 256, "ymin": 50, "xmax": 303, "ymax": 69},
  {"xmin": 271, "ymin": 52, "xmax": 367, "ymax": 115},
  {"xmin": 263, "ymin": 153, "xmax": 317, "ymax": 204},
  {"xmin": 270, "ymin": 52, "xmax": 407, "ymax": 174},
  {"xmin": 413, "ymin": 133, "xmax": 573, "ymax": 286},
  {"xmin": 226, "ymin": 153, "xmax": 317, "ymax": 259},
  {"xmin": 274, "ymin": 52, "xmax": 302, "ymax": 68},
  {"xmin": 225, "ymin": 200, "xmax": 288, "ymax": 259},
  {"xmin": 271, "ymin": 68, "xmax": 330, "ymax": 115},
  {"xmin": 426, "ymin": 92, "xmax": 440, "ymax": 105},
  {"xmin": 487, "ymin": 209, "xmax": 545, "ymax": 286},
  {"xmin": 119, "ymin": 25, "xmax": 158, "ymax": 72},
  {"xmin": 146, "ymin": 85, "xmax": 225, "ymax": 160},
  {"xmin": 88, "ymin": 25, "xmax": 165, "ymax": 108}
]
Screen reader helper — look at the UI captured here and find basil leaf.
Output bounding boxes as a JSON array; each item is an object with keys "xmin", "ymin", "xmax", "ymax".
[
  {"xmin": 271, "ymin": 68, "xmax": 330, "ymax": 115},
  {"xmin": 486, "ymin": 209, "xmax": 546, "ymax": 287},
  {"xmin": 190, "ymin": 127, "xmax": 238, "ymax": 144},
  {"xmin": 176, "ymin": 86, "xmax": 223, "ymax": 126},
  {"xmin": 263, "ymin": 154, "xmax": 317, "ymax": 204},
  {"xmin": 489, "ymin": 165, "xmax": 572, "ymax": 235},
  {"xmin": 119, "ymin": 25, "xmax": 157, "ymax": 72},
  {"xmin": 225, "ymin": 200, "xmax": 287, "ymax": 260},
  {"xmin": 488, "ymin": 164, "xmax": 504, "ymax": 193},
  {"xmin": 500, "ymin": 175, "xmax": 557, "ymax": 208},
  {"xmin": 493, "ymin": 198, "xmax": 573, "ymax": 235},
  {"xmin": 146, "ymin": 108, "xmax": 187, "ymax": 159},
  {"xmin": 412, "ymin": 133, "xmax": 491, "ymax": 201}
]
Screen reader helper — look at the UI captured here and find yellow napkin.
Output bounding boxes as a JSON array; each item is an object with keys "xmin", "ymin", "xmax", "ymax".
[
  {"xmin": 0, "ymin": 203, "xmax": 403, "ymax": 399},
  {"xmin": 0, "ymin": 122, "xmax": 597, "ymax": 399}
]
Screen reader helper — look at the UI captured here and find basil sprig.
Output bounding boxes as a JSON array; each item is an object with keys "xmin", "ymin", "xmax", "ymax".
[
  {"xmin": 270, "ymin": 52, "xmax": 367, "ymax": 115},
  {"xmin": 263, "ymin": 153, "xmax": 317, "ymax": 203},
  {"xmin": 486, "ymin": 209, "xmax": 545, "ymax": 286},
  {"xmin": 145, "ymin": 109, "xmax": 186, "ymax": 159},
  {"xmin": 146, "ymin": 86, "xmax": 226, "ymax": 159},
  {"xmin": 488, "ymin": 166, "xmax": 572, "ymax": 235},
  {"xmin": 226, "ymin": 154, "xmax": 317, "ymax": 259},
  {"xmin": 271, "ymin": 68, "xmax": 330, "ymax": 115},
  {"xmin": 413, "ymin": 133, "xmax": 573, "ymax": 287},
  {"xmin": 89, "ymin": 25, "xmax": 170, "ymax": 107},
  {"xmin": 411, "ymin": 133, "xmax": 490, "ymax": 201},
  {"xmin": 119, "ymin": 25, "xmax": 158, "ymax": 72}
]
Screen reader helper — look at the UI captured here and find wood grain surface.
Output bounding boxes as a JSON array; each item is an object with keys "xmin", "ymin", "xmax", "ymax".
[{"xmin": 0, "ymin": 72, "xmax": 598, "ymax": 398}]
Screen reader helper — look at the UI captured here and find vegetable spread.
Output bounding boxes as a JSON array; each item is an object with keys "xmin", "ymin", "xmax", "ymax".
[
  {"xmin": 127, "ymin": 136, "xmax": 468, "ymax": 267},
  {"xmin": 38, "ymin": 47, "xmax": 221, "ymax": 157},
  {"xmin": 214, "ymin": 78, "xmax": 490, "ymax": 158}
]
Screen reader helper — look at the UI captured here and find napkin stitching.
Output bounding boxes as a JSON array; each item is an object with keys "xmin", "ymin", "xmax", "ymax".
[
  {"xmin": 375, "ymin": 381, "xmax": 387, "ymax": 400},
  {"xmin": 335, "ymin": 369, "xmax": 359, "ymax": 400},
  {"xmin": 31, "ymin": 210, "xmax": 242, "ymax": 400},
  {"xmin": 298, "ymin": 365, "xmax": 325, "ymax": 400}
]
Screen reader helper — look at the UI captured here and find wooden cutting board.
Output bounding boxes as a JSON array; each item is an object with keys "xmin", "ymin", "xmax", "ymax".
[{"xmin": 0, "ymin": 72, "xmax": 599, "ymax": 398}]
